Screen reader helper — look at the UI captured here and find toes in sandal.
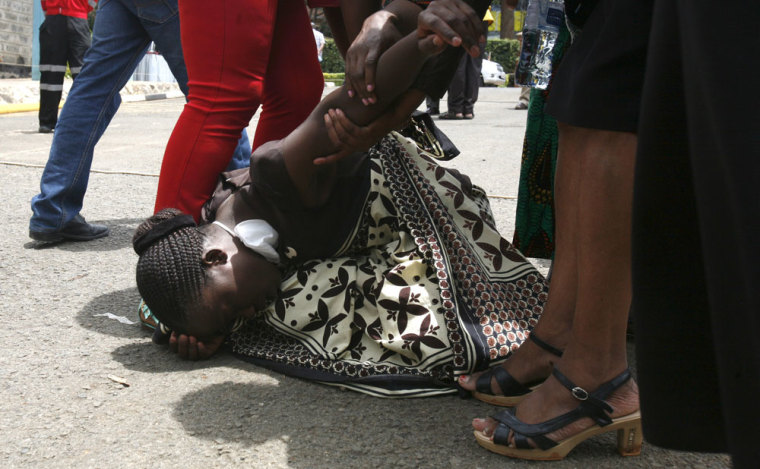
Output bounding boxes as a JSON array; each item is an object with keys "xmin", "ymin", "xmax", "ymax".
[
  {"xmin": 439, "ymin": 112, "xmax": 463, "ymax": 120},
  {"xmin": 470, "ymin": 333, "xmax": 563, "ymax": 406},
  {"xmin": 474, "ymin": 368, "xmax": 643, "ymax": 461}
]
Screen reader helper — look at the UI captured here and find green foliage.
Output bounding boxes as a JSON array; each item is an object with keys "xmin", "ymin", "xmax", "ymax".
[
  {"xmin": 323, "ymin": 72, "xmax": 345, "ymax": 86},
  {"xmin": 320, "ymin": 39, "xmax": 345, "ymax": 74},
  {"xmin": 485, "ymin": 38, "xmax": 521, "ymax": 75}
]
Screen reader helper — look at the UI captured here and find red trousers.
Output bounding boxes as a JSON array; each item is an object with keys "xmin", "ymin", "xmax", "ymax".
[{"xmin": 154, "ymin": 0, "xmax": 324, "ymax": 219}]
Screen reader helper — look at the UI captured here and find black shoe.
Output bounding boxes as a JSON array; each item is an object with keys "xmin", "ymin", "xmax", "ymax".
[
  {"xmin": 29, "ymin": 215, "xmax": 109, "ymax": 243},
  {"xmin": 426, "ymin": 108, "xmax": 440, "ymax": 116},
  {"xmin": 39, "ymin": 125, "xmax": 55, "ymax": 133}
]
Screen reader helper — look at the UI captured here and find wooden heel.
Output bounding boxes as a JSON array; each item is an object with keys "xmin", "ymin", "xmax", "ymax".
[
  {"xmin": 475, "ymin": 370, "xmax": 642, "ymax": 461},
  {"xmin": 616, "ymin": 419, "xmax": 643, "ymax": 456}
]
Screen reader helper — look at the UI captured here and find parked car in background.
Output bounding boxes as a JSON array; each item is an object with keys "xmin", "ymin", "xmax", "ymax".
[{"xmin": 480, "ymin": 59, "xmax": 506, "ymax": 86}]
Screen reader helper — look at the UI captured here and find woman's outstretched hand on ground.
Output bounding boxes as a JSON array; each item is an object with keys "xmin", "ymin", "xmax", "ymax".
[{"xmin": 169, "ymin": 332, "xmax": 225, "ymax": 360}]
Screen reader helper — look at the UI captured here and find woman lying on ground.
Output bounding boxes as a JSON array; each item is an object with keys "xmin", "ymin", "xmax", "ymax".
[{"xmin": 133, "ymin": 0, "xmax": 547, "ymax": 397}]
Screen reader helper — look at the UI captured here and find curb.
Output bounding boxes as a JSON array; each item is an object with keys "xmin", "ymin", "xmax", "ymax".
[
  {"xmin": 0, "ymin": 102, "xmax": 40, "ymax": 115},
  {"xmin": 0, "ymin": 83, "xmax": 336, "ymax": 114},
  {"xmin": 0, "ymin": 89, "xmax": 185, "ymax": 115},
  {"xmin": 121, "ymin": 90, "xmax": 185, "ymax": 103}
]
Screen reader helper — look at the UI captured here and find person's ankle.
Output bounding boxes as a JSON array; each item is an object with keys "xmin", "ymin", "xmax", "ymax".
[
  {"xmin": 552, "ymin": 353, "xmax": 629, "ymax": 391},
  {"xmin": 530, "ymin": 324, "xmax": 570, "ymax": 352}
]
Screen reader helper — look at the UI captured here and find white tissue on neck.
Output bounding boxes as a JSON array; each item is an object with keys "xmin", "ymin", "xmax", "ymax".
[{"xmin": 213, "ymin": 219, "xmax": 281, "ymax": 264}]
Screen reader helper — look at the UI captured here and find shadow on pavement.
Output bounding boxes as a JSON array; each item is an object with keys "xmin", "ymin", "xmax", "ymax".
[
  {"xmin": 169, "ymin": 379, "xmax": 639, "ymax": 467},
  {"xmin": 78, "ymin": 286, "xmax": 260, "ymax": 374},
  {"xmin": 170, "ymin": 379, "xmax": 455, "ymax": 464},
  {"xmin": 75, "ymin": 287, "xmax": 145, "ymax": 339},
  {"xmin": 109, "ymin": 341, "xmax": 249, "ymax": 374},
  {"xmin": 170, "ymin": 377, "xmax": 670, "ymax": 467}
]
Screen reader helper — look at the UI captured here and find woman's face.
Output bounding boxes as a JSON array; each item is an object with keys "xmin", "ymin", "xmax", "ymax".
[{"xmin": 184, "ymin": 225, "xmax": 281, "ymax": 340}]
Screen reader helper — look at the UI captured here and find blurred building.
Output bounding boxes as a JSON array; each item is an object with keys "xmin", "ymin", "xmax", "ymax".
[
  {"xmin": 130, "ymin": 43, "xmax": 177, "ymax": 83},
  {"xmin": 0, "ymin": 1, "xmax": 34, "ymax": 78}
]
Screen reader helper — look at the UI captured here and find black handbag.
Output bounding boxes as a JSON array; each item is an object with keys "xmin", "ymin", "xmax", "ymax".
[{"xmin": 399, "ymin": 110, "xmax": 460, "ymax": 160}]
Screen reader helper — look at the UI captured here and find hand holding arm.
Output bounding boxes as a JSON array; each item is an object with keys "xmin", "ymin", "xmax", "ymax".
[
  {"xmin": 343, "ymin": 0, "xmax": 425, "ymax": 105},
  {"xmin": 315, "ymin": 89, "xmax": 425, "ymax": 165},
  {"xmin": 344, "ymin": 10, "xmax": 403, "ymax": 105},
  {"xmin": 417, "ymin": 0, "xmax": 486, "ymax": 58},
  {"xmin": 272, "ymin": 30, "xmax": 440, "ymax": 208}
]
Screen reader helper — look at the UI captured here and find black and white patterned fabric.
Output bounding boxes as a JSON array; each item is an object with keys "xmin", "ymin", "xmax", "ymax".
[{"xmin": 228, "ymin": 133, "xmax": 547, "ymax": 397}]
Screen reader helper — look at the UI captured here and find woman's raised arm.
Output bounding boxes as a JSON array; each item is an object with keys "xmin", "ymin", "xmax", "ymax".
[{"xmin": 273, "ymin": 30, "xmax": 441, "ymax": 205}]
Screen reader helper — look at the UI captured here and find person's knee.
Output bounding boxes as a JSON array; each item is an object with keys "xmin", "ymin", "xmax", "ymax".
[
  {"xmin": 558, "ymin": 122, "xmax": 635, "ymax": 148},
  {"xmin": 263, "ymin": 76, "xmax": 322, "ymax": 117},
  {"xmin": 285, "ymin": 76, "xmax": 323, "ymax": 107},
  {"xmin": 189, "ymin": 80, "xmax": 265, "ymax": 112}
]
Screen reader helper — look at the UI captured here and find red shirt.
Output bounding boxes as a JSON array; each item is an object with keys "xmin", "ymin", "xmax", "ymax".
[{"xmin": 41, "ymin": 0, "xmax": 96, "ymax": 19}]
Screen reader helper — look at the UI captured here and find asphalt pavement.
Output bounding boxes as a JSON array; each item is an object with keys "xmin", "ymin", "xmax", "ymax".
[{"xmin": 0, "ymin": 85, "xmax": 731, "ymax": 468}]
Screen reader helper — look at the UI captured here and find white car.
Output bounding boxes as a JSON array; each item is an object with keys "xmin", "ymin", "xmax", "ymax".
[{"xmin": 480, "ymin": 58, "xmax": 506, "ymax": 86}]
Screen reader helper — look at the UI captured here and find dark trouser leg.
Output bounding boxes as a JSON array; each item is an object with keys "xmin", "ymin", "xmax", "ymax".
[
  {"xmin": 38, "ymin": 15, "xmax": 68, "ymax": 128},
  {"xmin": 632, "ymin": 9, "xmax": 725, "ymax": 448},
  {"xmin": 425, "ymin": 96, "xmax": 439, "ymax": 114},
  {"xmin": 66, "ymin": 16, "xmax": 92, "ymax": 80},
  {"xmin": 677, "ymin": 1, "xmax": 760, "ymax": 466},
  {"xmin": 463, "ymin": 47, "xmax": 483, "ymax": 114},
  {"xmin": 634, "ymin": 1, "xmax": 760, "ymax": 466},
  {"xmin": 446, "ymin": 54, "xmax": 467, "ymax": 114}
]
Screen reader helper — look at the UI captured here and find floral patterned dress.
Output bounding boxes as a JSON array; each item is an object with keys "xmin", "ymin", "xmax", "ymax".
[{"xmin": 226, "ymin": 133, "xmax": 548, "ymax": 397}]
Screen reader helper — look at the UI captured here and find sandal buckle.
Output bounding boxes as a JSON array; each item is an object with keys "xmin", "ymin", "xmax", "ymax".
[{"xmin": 571, "ymin": 386, "xmax": 589, "ymax": 401}]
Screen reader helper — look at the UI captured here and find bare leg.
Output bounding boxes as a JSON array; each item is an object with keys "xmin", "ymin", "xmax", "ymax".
[
  {"xmin": 473, "ymin": 125, "xmax": 640, "ymax": 444},
  {"xmin": 459, "ymin": 122, "xmax": 582, "ymax": 393}
]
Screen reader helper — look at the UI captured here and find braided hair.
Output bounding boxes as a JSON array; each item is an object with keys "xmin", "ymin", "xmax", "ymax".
[{"xmin": 133, "ymin": 208, "xmax": 207, "ymax": 333}]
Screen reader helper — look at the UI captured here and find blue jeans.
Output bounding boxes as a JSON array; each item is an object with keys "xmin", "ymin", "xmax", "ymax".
[{"xmin": 30, "ymin": 0, "xmax": 251, "ymax": 233}]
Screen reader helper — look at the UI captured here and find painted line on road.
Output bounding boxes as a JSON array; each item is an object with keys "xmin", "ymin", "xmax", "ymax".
[
  {"xmin": 0, "ymin": 160, "xmax": 159, "ymax": 177},
  {"xmin": 0, "ymin": 160, "xmax": 516, "ymax": 198}
]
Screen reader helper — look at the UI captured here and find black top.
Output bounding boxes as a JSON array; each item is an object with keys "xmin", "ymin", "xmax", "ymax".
[{"xmin": 201, "ymin": 148, "xmax": 371, "ymax": 264}]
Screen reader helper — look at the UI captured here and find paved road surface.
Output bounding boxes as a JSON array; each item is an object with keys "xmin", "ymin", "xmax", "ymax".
[{"xmin": 0, "ymin": 87, "xmax": 730, "ymax": 468}]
